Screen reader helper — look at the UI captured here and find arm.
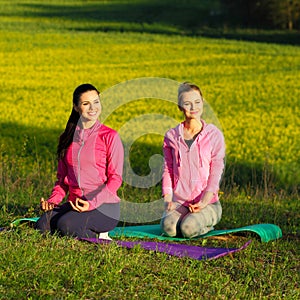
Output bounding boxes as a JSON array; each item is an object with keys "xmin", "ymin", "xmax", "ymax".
[
  {"xmin": 46, "ymin": 159, "xmax": 69, "ymax": 206},
  {"xmin": 205, "ymin": 129, "xmax": 225, "ymax": 193},
  {"xmin": 190, "ymin": 129, "xmax": 225, "ymax": 212},
  {"xmin": 162, "ymin": 136, "xmax": 176, "ymax": 211},
  {"xmin": 162, "ymin": 136, "xmax": 174, "ymax": 196},
  {"xmin": 87, "ymin": 132, "xmax": 124, "ymax": 211}
]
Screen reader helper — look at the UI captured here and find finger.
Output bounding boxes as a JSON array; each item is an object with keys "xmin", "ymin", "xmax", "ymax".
[
  {"xmin": 76, "ymin": 198, "xmax": 82, "ymax": 207},
  {"xmin": 45, "ymin": 203, "xmax": 52, "ymax": 212},
  {"xmin": 70, "ymin": 201, "xmax": 80, "ymax": 212},
  {"xmin": 41, "ymin": 201, "xmax": 46, "ymax": 211},
  {"xmin": 70, "ymin": 201, "xmax": 77, "ymax": 210},
  {"xmin": 77, "ymin": 199, "xmax": 85, "ymax": 207},
  {"xmin": 167, "ymin": 203, "xmax": 171, "ymax": 211},
  {"xmin": 193, "ymin": 206, "xmax": 200, "ymax": 213},
  {"xmin": 189, "ymin": 204, "xmax": 195, "ymax": 213}
]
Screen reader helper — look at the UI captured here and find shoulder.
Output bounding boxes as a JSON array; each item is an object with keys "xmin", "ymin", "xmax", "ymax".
[
  {"xmin": 203, "ymin": 122, "xmax": 224, "ymax": 139},
  {"xmin": 98, "ymin": 124, "xmax": 119, "ymax": 138},
  {"xmin": 164, "ymin": 123, "xmax": 181, "ymax": 140},
  {"xmin": 96, "ymin": 124, "xmax": 122, "ymax": 147}
]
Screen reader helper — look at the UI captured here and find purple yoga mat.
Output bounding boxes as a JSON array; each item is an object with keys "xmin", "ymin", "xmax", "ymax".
[{"xmin": 80, "ymin": 238, "xmax": 251, "ymax": 260}]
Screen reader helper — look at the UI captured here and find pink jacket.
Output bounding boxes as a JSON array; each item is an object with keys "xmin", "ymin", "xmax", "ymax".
[
  {"xmin": 47, "ymin": 121, "xmax": 124, "ymax": 211},
  {"xmin": 162, "ymin": 120, "xmax": 225, "ymax": 206}
]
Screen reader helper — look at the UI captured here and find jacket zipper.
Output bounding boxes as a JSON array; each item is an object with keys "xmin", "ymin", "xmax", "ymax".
[{"xmin": 77, "ymin": 136, "xmax": 85, "ymax": 197}]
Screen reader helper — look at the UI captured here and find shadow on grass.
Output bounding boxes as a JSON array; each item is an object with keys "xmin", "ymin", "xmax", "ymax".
[
  {"xmin": 0, "ymin": 121, "xmax": 60, "ymax": 158},
  {"xmin": 15, "ymin": 0, "xmax": 300, "ymax": 45}
]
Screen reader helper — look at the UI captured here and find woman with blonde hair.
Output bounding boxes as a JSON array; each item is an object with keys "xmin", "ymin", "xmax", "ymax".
[{"xmin": 161, "ymin": 82, "xmax": 225, "ymax": 238}]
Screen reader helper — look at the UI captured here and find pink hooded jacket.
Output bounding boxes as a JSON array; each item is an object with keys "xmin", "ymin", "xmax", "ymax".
[
  {"xmin": 162, "ymin": 120, "xmax": 225, "ymax": 206},
  {"xmin": 47, "ymin": 121, "xmax": 124, "ymax": 211}
]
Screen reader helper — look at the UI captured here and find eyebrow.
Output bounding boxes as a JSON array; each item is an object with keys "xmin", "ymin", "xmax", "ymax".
[
  {"xmin": 80, "ymin": 97, "xmax": 100, "ymax": 104},
  {"xmin": 183, "ymin": 98, "xmax": 202, "ymax": 102}
]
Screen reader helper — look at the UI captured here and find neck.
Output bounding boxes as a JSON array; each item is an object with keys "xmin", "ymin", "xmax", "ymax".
[
  {"xmin": 80, "ymin": 119, "xmax": 97, "ymax": 129},
  {"xmin": 183, "ymin": 119, "xmax": 203, "ymax": 140},
  {"xmin": 184, "ymin": 118, "xmax": 202, "ymax": 132}
]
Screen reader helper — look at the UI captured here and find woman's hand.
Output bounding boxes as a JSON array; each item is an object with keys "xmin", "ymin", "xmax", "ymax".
[
  {"xmin": 70, "ymin": 198, "xmax": 90, "ymax": 212},
  {"xmin": 40, "ymin": 197, "xmax": 55, "ymax": 212},
  {"xmin": 188, "ymin": 203, "xmax": 201, "ymax": 213},
  {"xmin": 189, "ymin": 192, "xmax": 214, "ymax": 213},
  {"xmin": 164, "ymin": 194, "xmax": 177, "ymax": 211}
]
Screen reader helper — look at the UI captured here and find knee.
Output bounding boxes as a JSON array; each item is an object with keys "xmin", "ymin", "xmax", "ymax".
[
  {"xmin": 35, "ymin": 220, "xmax": 48, "ymax": 233},
  {"xmin": 180, "ymin": 216, "xmax": 199, "ymax": 238},
  {"xmin": 160, "ymin": 216, "xmax": 177, "ymax": 237},
  {"xmin": 35, "ymin": 214, "xmax": 50, "ymax": 233},
  {"xmin": 56, "ymin": 218, "xmax": 77, "ymax": 237}
]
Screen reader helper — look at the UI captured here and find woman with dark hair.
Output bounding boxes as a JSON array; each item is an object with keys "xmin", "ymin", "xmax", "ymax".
[
  {"xmin": 160, "ymin": 82, "xmax": 225, "ymax": 238},
  {"xmin": 36, "ymin": 84, "xmax": 124, "ymax": 239}
]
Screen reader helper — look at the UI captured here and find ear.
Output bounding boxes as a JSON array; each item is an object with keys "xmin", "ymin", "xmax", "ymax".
[{"xmin": 73, "ymin": 104, "xmax": 79, "ymax": 112}]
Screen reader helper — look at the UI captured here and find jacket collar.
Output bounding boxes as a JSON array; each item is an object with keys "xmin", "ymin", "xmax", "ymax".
[
  {"xmin": 176, "ymin": 119, "xmax": 207, "ymax": 140},
  {"xmin": 74, "ymin": 120, "xmax": 102, "ymax": 143}
]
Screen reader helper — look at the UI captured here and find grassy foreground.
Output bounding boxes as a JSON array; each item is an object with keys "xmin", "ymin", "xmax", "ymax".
[
  {"xmin": 0, "ymin": 225, "xmax": 298, "ymax": 299},
  {"xmin": 0, "ymin": 0, "xmax": 299, "ymax": 299}
]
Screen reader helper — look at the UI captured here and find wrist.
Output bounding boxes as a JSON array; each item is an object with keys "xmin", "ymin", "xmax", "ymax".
[{"xmin": 163, "ymin": 194, "xmax": 172, "ymax": 202}]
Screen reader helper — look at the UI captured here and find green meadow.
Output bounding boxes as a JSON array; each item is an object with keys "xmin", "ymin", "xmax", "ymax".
[{"xmin": 0, "ymin": 0, "xmax": 299, "ymax": 299}]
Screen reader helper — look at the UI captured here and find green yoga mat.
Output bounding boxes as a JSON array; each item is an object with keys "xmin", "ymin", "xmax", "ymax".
[
  {"xmin": 10, "ymin": 217, "xmax": 40, "ymax": 227},
  {"xmin": 110, "ymin": 223, "xmax": 282, "ymax": 243},
  {"xmin": 10, "ymin": 217, "xmax": 282, "ymax": 243}
]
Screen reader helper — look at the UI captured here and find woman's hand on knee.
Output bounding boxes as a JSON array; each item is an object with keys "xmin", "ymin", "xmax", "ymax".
[
  {"xmin": 164, "ymin": 194, "xmax": 177, "ymax": 211},
  {"xmin": 70, "ymin": 198, "xmax": 90, "ymax": 212},
  {"xmin": 40, "ymin": 197, "xmax": 55, "ymax": 212},
  {"xmin": 164, "ymin": 201, "xmax": 177, "ymax": 212},
  {"xmin": 188, "ymin": 203, "xmax": 201, "ymax": 213}
]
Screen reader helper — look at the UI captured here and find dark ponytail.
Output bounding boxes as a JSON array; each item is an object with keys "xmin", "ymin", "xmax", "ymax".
[{"xmin": 56, "ymin": 83, "xmax": 100, "ymax": 160}]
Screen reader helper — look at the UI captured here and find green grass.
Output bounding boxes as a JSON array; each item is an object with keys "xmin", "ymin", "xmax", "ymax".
[
  {"xmin": 0, "ymin": 0, "xmax": 299, "ymax": 299},
  {"xmin": 0, "ymin": 228, "xmax": 299, "ymax": 299}
]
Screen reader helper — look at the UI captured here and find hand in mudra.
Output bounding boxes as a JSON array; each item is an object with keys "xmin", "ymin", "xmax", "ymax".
[
  {"xmin": 40, "ymin": 198, "xmax": 55, "ymax": 212},
  {"xmin": 70, "ymin": 198, "xmax": 90, "ymax": 212}
]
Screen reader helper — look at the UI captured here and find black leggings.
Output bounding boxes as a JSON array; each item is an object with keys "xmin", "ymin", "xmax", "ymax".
[{"xmin": 35, "ymin": 202, "xmax": 120, "ymax": 238}]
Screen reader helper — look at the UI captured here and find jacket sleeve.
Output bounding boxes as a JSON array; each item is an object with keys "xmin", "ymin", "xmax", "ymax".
[
  {"xmin": 87, "ymin": 132, "xmax": 124, "ymax": 210},
  {"xmin": 47, "ymin": 159, "xmax": 69, "ymax": 205},
  {"xmin": 205, "ymin": 128, "xmax": 225, "ymax": 194},
  {"xmin": 162, "ymin": 135, "xmax": 174, "ymax": 196}
]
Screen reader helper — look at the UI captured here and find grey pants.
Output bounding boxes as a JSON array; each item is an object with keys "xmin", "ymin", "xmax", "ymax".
[{"xmin": 160, "ymin": 201, "xmax": 222, "ymax": 238}]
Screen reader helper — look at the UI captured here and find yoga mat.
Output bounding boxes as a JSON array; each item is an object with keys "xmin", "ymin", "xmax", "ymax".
[
  {"xmin": 10, "ymin": 217, "xmax": 40, "ymax": 227},
  {"xmin": 80, "ymin": 238, "xmax": 252, "ymax": 261},
  {"xmin": 9, "ymin": 218, "xmax": 282, "ymax": 242},
  {"xmin": 110, "ymin": 223, "xmax": 282, "ymax": 243}
]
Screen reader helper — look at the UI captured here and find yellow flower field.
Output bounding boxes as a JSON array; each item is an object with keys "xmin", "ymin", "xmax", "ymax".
[{"xmin": 0, "ymin": 1, "xmax": 299, "ymax": 194}]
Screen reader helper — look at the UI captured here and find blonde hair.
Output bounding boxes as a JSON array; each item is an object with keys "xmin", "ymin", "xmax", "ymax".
[{"xmin": 178, "ymin": 82, "xmax": 203, "ymax": 106}]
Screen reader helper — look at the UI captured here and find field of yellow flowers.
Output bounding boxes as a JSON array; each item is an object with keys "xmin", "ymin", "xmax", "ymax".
[{"xmin": 0, "ymin": 0, "xmax": 299, "ymax": 197}]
